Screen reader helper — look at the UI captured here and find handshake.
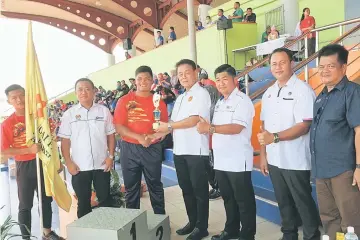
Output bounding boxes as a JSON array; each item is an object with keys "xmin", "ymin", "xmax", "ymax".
[{"xmin": 138, "ymin": 133, "xmax": 164, "ymax": 148}]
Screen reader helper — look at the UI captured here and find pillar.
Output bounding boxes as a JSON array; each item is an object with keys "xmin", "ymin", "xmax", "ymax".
[
  {"xmin": 198, "ymin": 4, "xmax": 213, "ymax": 28},
  {"xmin": 187, "ymin": 0, "xmax": 197, "ymax": 63},
  {"xmin": 107, "ymin": 53, "xmax": 115, "ymax": 66},
  {"xmin": 281, "ymin": 0, "xmax": 299, "ymax": 35}
]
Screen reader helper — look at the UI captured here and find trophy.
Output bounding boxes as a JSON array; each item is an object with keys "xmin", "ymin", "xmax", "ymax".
[{"xmin": 152, "ymin": 93, "xmax": 161, "ymax": 130}]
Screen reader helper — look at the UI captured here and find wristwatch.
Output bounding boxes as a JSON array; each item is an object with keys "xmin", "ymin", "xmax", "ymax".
[
  {"xmin": 168, "ymin": 122, "xmax": 173, "ymax": 132},
  {"xmin": 356, "ymin": 164, "xmax": 360, "ymax": 169},
  {"xmin": 109, "ymin": 155, "xmax": 114, "ymax": 160},
  {"xmin": 209, "ymin": 125, "xmax": 216, "ymax": 135},
  {"xmin": 273, "ymin": 133, "xmax": 280, "ymax": 143}
]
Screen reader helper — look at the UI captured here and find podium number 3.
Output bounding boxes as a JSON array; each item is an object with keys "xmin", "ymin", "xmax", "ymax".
[
  {"xmin": 156, "ymin": 226, "xmax": 164, "ymax": 240},
  {"xmin": 130, "ymin": 222, "xmax": 136, "ymax": 240}
]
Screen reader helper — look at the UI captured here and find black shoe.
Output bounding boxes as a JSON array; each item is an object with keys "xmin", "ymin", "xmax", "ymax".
[
  {"xmin": 212, "ymin": 231, "xmax": 239, "ymax": 240},
  {"xmin": 186, "ymin": 228, "xmax": 209, "ymax": 240},
  {"xmin": 209, "ymin": 189, "xmax": 221, "ymax": 200},
  {"xmin": 176, "ymin": 222, "xmax": 195, "ymax": 235}
]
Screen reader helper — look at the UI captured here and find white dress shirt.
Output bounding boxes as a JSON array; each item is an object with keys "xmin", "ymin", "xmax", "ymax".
[
  {"xmin": 260, "ymin": 74, "xmax": 315, "ymax": 170},
  {"xmin": 58, "ymin": 103, "xmax": 115, "ymax": 171},
  {"xmin": 171, "ymin": 82, "xmax": 211, "ymax": 156},
  {"xmin": 212, "ymin": 88, "xmax": 255, "ymax": 172}
]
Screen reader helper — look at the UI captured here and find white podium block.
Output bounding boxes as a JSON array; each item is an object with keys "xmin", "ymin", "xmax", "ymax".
[
  {"xmin": 67, "ymin": 208, "xmax": 148, "ymax": 240},
  {"xmin": 147, "ymin": 213, "xmax": 171, "ymax": 240}
]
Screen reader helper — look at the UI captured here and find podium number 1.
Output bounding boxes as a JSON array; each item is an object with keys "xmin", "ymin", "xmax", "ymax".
[
  {"xmin": 130, "ymin": 222, "xmax": 136, "ymax": 240},
  {"xmin": 156, "ymin": 226, "xmax": 164, "ymax": 240}
]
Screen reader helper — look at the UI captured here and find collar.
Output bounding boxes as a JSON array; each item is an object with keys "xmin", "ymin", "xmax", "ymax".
[
  {"xmin": 221, "ymin": 87, "xmax": 239, "ymax": 101},
  {"xmin": 186, "ymin": 82, "xmax": 200, "ymax": 93},
  {"xmin": 274, "ymin": 74, "xmax": 297, "ymax": 90},
  {"xmin": 321, "ymin": 76, "xmax": 348, "ymax": 94},
  {"xmin": 76, "ymin": 102, "xmax": 96, "ymax": 110}
]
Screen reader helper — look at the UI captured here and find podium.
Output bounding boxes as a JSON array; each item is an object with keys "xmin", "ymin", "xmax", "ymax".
[{"xmin": 66, "ymin": 208, "xmax": 171, "ymax": 240}]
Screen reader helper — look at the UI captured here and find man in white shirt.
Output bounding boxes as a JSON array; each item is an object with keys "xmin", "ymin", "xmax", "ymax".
[
  {"xmin": 58, "ymin": 78, "xmax": 115, "ymax": 218},
  {"xmin": 257, "ymin": 48, "xmax": 321, "ymax": 240},
  {"xmin": 156, "ymin": 59, "xmax": 211, "ymax": 240},
  {"xmin": 197, "ymin": 64, "xmax": 256, "ymax": 240}
]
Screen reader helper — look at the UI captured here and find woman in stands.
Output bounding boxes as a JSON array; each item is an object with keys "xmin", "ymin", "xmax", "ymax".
[{"xmin": 300, "ymin": 7, "xmax": 316, "ymax": 56}]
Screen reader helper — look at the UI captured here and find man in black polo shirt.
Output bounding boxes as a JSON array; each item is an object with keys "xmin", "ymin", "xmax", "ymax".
[{"xmin": 310, "ymin": 44, "xmax": 360, "ymax": 239}]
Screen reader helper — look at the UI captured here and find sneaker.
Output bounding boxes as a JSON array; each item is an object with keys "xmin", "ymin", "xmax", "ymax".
[
  {"xmin": 42, "ymin": 231, "xmax": 65, "ymax": 240},
  {"xmin": 209, "ymin": 189, "xmax": 221, "ymax": 200}
]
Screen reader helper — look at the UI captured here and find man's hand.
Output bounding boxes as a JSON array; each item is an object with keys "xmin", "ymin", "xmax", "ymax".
[
  {"xmin": 66, "ymin": 161, "xmax": 80, "ymax": 176},
  {"xmin": 259, "ymin": 154, "xmax": 269, "ymax": 176},
  {"xmin": 228, "ymin": 15, "xmax": 233, "ymax": 19},
  {"xmin": 197, "ymin": 116, "xmax": 210, "ymax": 134},
  {"xmin": 138, "ymin": 134, "xmax": 152, "ymax": 148},
  {"xmin": 102, "ymin": 157, "xmax": 113, "ymax": 172},
  {"xmin": 155, "ymin": 121, "xmax": 169, "ymax": 133},
  {"xmin": 257, "ymin": 126, "xmax": 274, "ymax": 146},
  {"xmin": 28, "ymin": 143, "xmax": 42, "ymax": 154},
  {"xmin": 352, "ymin": 168, "xmax": 360, "ymax": 191},
  {"xmin": 57, "ymin": 164, "xmax": 64, "ymax": 174}
]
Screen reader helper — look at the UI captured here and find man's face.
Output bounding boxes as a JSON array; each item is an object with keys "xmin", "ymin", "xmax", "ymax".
[
  {"xmin": 130, "ymin": 79, "xmax": 135, "ymax": 85},
  {"xmin": 136, "ymin": 72, "xmax": 153, "ymax": 92},
  {"xmin": 177, "ymin": 64, "xmax": 198, "ymax": 89},
  {"xmin": 247, "ymin": 9, "xmax": 252, "ymax": 15},
  {"xmin": 266, "ymin": 27, "xmax": 271, "ymax": 33},
  {"xmin": 234, "ymin": 3, "xmax": 239, "ymax": 9},
  {"xmin": 318, "ymin": 54, "xmax": 347, "ymax": 87},
  {"xmin": 157, "ymin": 73, "xmax": 164, "ymax": 82},
  {"xmin": 75, "ymin": 81, "xmax": 95, "ymax": 104},
  {"xmin": 270, "ymin": 52, "xmax": 293, "ymax": 81},
  {"xmin": 157, "ymin": 32, "xmax": 161, "ymax": 37},
  {"xmin": 218, "ymin": 10, "xmax": 223, "ymax": 16},
  {"xmin": 121, "ymin": 80, "xmax": 125, "ymax": 85},
  {"xmin": 7, "ymin": 89, "xmax": 25, "ymax": 111},
  {"xmin": 215, "ymin": 72, "xmax": 236, "ymax": 96},
  {"xmin": 117, "ymin": 82, "xmax": 121, "ymax": 86}
]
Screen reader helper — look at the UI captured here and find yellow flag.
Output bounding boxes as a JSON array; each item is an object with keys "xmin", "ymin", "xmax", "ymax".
[{"xmin": 25, "ymin": 21, "xmax": 71, "ymax": 212}]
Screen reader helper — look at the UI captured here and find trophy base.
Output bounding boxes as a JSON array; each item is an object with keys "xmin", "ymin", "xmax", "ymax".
[{"xmin": 153, "ymin": 122, "xmax": 160, "ymax": 130}]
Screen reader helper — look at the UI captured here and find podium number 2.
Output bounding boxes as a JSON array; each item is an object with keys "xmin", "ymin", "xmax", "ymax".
[
  {"xmin": 130, "ymin": 222, "xmax": 136, "ymax": 240},
  {"xmin": 156, "ymin": 226, "xmax": 164, "ymax": 240}
]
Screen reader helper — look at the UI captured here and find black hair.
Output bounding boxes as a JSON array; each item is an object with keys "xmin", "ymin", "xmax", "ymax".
[
  {"xmin": 218, "ymin": 9, "xmax": 224, "ymax": 13},
  {"xmin": 199, "ymin": 73, "xmax": 209, "ymax": 80},
  {"xmin": 75, "ymin": 78, "xmax": 95, "ymax": 89},
  {"xmin": 157, "ymin": 31, "xmax": 161, "ymax": 34},
  {"xmin": 214, "ymin": 64, "xmax": 236, "ymax": 77},
  {"xmin": 129, "ymin": 78, "xmax": 135, "ymax": 81},
  {"xmin": 135, "ymin": 65, "xmax": 153, "ymax": 77},
  {"xmin": 117, "ymin": 81, "xmax": 121, "ymax": 83},
  {"xmin": 247, "ymin": 8, "xmax": 252, "ymax": 11},
  {"xmin": 269, "ymin": 48, "xmax": 293, "ymax": 62},
  {"xmin": 170, "ymin": 26, "xmax": 175, "ymax": 31},
  {"xmin": 175, "ymin": 59, "xmax": 197, "ymax": 70},
  {"xmin": 318, "ymin": 44, "xmax": 348, "ymax": 65},
  {"xmin": 235, "ymin": 2, "xmax": 240, "ymax": 6},
  {"xmin": 5, "ymin": 84, "xmax": 25, "ymax": 96},
  {"xmin": 301, "ymin": 7, "xmax": 310, "ymax": 22}
]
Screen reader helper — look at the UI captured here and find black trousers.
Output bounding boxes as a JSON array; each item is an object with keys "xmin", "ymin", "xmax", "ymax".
[
  {"xmin": 206, "ymin": 150, "xmax": 218, "ymax": 190},
  {"xmin": 307, "ymin": 37, "xmax": 316, "ymax": 56},
  {"xmin": 72, "ymin": 170, "xmax": 111, "ymax": 218},
  {"xmin": 174, "ymin": 155, "xmax": 209, "ymax": 231},
  {"xmin": 120, "ymin": 141, "xmax": 165, "ymax": 214},
  {"xmin": 216, "ymin": 170, "xmax": 256, "ymax": 240},
  {"xmin": 16, "ymin": 159, "xmax": 53, "ymax": 239},
  {"xmin": 268, "ymin": 165, "xmax": 321, "ymax": 240}
]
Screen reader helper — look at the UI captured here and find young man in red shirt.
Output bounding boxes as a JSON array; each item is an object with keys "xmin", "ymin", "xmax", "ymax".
[
  {"xmin": 1, "ymin": 84, "xmax": 64, "ymax": 240},
  {"xmin": 113, "ymin": 66, "xmax": 168, "ymax": 214}
]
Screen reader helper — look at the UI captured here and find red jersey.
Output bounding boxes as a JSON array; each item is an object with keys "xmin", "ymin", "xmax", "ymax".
[
  {"xmin": 300, "ymin": 16, "xmax": 316, "ymax": 38},
  {"xmin": 113, "ymin": 92, "xmax": 168, "ymax": 144},
  {"xmin": 1, "ymin": 113, "xmax": 35, "ymax": 161}
]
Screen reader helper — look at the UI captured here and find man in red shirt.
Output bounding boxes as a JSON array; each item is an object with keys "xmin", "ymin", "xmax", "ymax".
[
  {"xmin": 114, "ymin": 66, "xmax": 168, "ymax": 214},
  {"xmin": 1, "ymin": 84, "xmax": 64, "ymax": 240}
]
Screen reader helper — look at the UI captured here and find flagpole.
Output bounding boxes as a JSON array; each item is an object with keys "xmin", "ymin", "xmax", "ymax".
[{"xmin": 34, "ymin": 118, "xmax": 44, "ymax": 237}]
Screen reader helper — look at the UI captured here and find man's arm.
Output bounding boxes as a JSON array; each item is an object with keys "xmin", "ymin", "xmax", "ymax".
[
  {"xmin": 277, "ymin": 121, "xmax": 311, "ymax": 141},
  {"xmin": 115, "ymin": 124, "xmax": 143, "ymax": 142},
  {"xmin": 355, "ymin": 126, "xmax": 360, "ymax": 165},
  {"xmin": 60, "ymin": 138, "xmax": 72, "ymax": 165},
  {"xmin": 171, "ymin": 116, "xmax": 200, "ymax": 130},
  {"xmin": 107, "ymin": 134, "xmax": 115, "ymax": 156},
  {"xmin": 1, "ymin": 146, "xmax": 35, "ymax": 157}
]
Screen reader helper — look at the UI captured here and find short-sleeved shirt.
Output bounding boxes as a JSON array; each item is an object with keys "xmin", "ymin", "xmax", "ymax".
[
  {"xmin": 58, "ymin": 103, "xmax": 115, "ymax": 171},
  {"xmin": 1, "ymin": 113, "xmax": 35, "ymax": 161},
  {"xmin": 261, "ymin": 32, "xmax": 268, "ymax": 43},
  {"xmin": 212, "ymin": 88, "xmax": 254, "ymax": 172},
  {"xmin": 300, "ymin": 16, "xmax": 316, "ymax": 38},
  {"xmin": 310, "ymin": 76, "xmax": 360, "ymax": 179},
  {"xmin": 171, "ymin": 82, "xmax": 211, "ymax": 156},
  {"xmin": 244, "ymin": 13, "xmax": 256, "ymax": 23},
  {"xmin": 156, "ymin": 36, "xmax": 164, "ymax": 47},
  {"xmin": 113, "ymin": 92, "xmax": 168, "ymax": 144},
  {"xmin": 232, "ymin": 8, "xmax": 244, "ymax": 22},
  {"xmin": 169, "ymin": 32, "xmax": 177, "ymax": 41},
  {"xmin": 260, "ymin": 75, "xmax": 315, "ymax": 170}
]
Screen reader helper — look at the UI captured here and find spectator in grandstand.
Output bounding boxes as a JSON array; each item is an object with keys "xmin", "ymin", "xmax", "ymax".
[
  {"xmin": 156, "ymin": 31, "xmax": 164, "ymax": 48},
  {"xmin": 157, "ymin": 86, "xmax": 176, "ymax": 117},
  {"xmin": 217, "ymin": 9, "xmax": 227, "ymax": 22},
  {"xmin": 243, "ymin": 7, "xmax": 256, "ymax": 23},
  {"xmin": 199, "ymin": 73, "xmax": 216, "ymax": 88},
  {"xmin": 205, "ymin": 16, "xmax": 214, "ymax": 27},
  {"xmin": 168, "ymin": 26, "xmax": 177, "ymax": 42},
  {"xmin": 157, "ymin": 73, "xmax": 171, "ymax": 89},
  {"xmin": 300, "ymin": 7, "xmax": 316, "ymax": 56},
  {"xmin": 311, "ymin": 44, "xmax": 360, "ymax": 239},
  {"xmin": 229, "ymin": 2, "xmax": 243, "ymax": 23},
  {"xmin": 125, "ymin": 51, "xmax": 131, "ymax": 60},
  {"xmin": 261, "ymin": 26, "xmax": 271, "ymax": 43},
  {"xmin": 267, "ymin": 25, "xmax": 279, "ymax": 41},
  {"xmin": 155, "ymin": 59, "xmax": 211, "ymax": 239},
  {"xmin": 98, "ymin": 86, "xmax": 106, "ymax": 96},
  {"xmin": 197, "ymin": 64, "xmax": 256, "ymax": 240},
  {"xmin": 113, "ymin": 66, "xmax": 167, "ymax": 215},
  {"xmin": 258, "ymin": 48, "xmax": 320, "ymax": 240},
  {"xmin": 245, "ymin": 57, "xmax": 258, "ymax": 67},
  {"xmin": 163, "ymin": 72, "xmax": 171, "ymax": 83},
  {"xmin": 129, "ymin": 78, "xmax": 136, "ymax": 92},
  {"xmin": 116, "ymin": 80, "xmax": 130, "ymax": 98},
  {"xmin": 197, "ymin": 21, "xmax": 205, "ymax": 31}
]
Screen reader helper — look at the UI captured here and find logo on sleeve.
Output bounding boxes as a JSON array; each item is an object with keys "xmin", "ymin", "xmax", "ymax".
[{"xmin": 188, "ymin": 96, "xmax": 193, "ymax": 102}]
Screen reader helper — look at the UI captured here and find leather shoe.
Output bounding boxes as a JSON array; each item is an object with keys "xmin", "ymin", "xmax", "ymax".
[
  {"xmin": 176, "ymin": 222, "xmax": 195, "ymax": 235},
  {"xmin": 186, "ymin": 228, "xmax": 209, "ymax": 240},
  {"xmin": 212, "ymin": 231, "xmax": 239, "ymax": 240}
]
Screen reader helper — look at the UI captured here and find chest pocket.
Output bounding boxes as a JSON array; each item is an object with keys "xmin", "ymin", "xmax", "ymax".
[
  {"xmin": 214, "ymin": 102, "xmax": 237, "ymax": 124},
  {"xmin": 324, "ymin": 100, "xmax": 346, "ymax": 123}
]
